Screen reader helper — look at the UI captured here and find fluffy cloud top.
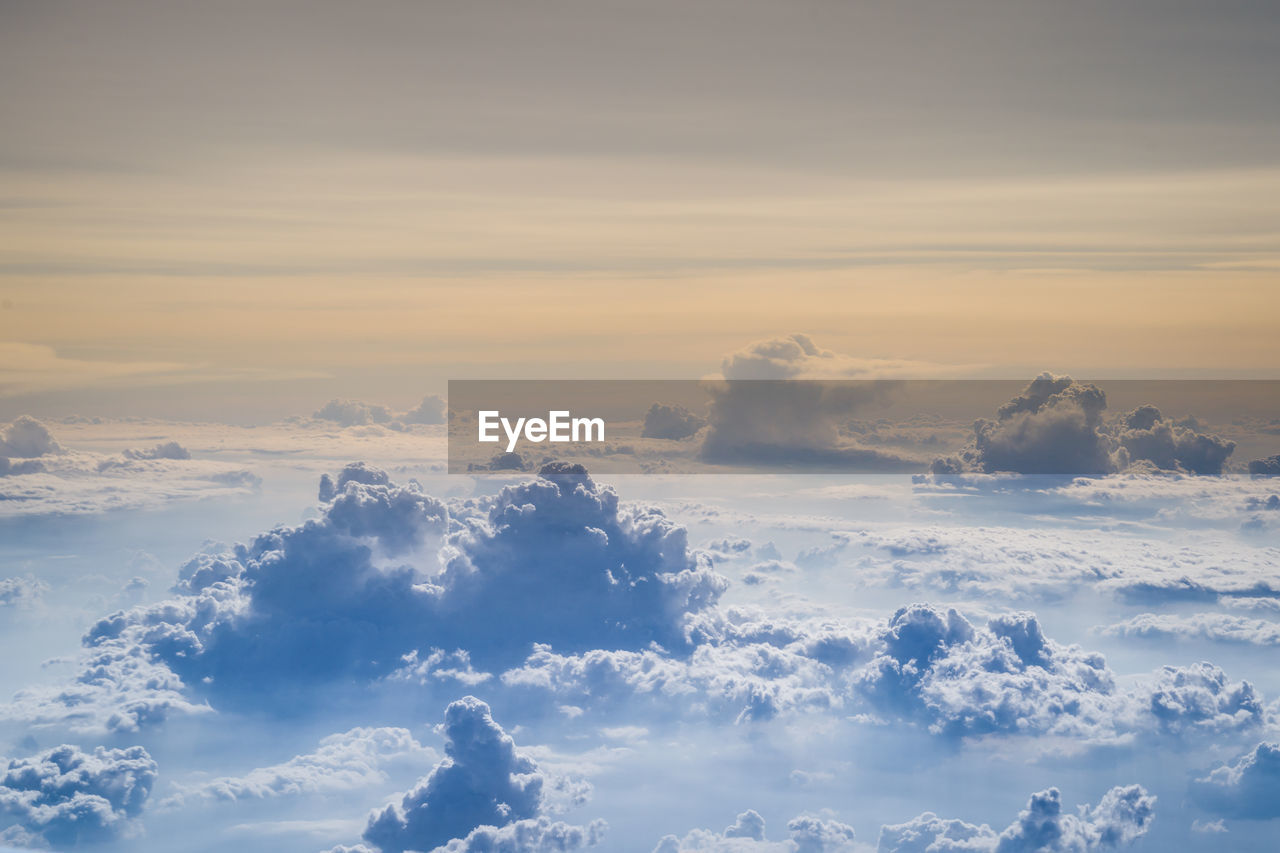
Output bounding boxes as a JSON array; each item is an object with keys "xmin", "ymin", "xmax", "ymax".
[
  {"xmin": 315, "ymin": 399, "xmax": 395, "ymax": 427},
  {"xmin": 313, "ymin": 395, "xmax": 446, "ymax": 428},
  {"xmin": 1191, "ymin": 741, "xmax": 1280, "ymax": 820},
  {"xmin": 719, "ymin": 335, "xmax": 935, "ymax": 381},
  {"xmin": 878, "ymin": 784, "xmax": 1155, "ymax": 852},
  {"xmin": 1250, "ymin": 454, "xmax": 1280, "ymax": 476},
  {"xmin": 653, "ymin": 809, "xmax": 857, "ymax": 853},
  {"xmin": 0, "ymin": 416, "xmax": 62, "ymax": 459},
  {"xmin": 642, "ymin": 404, "xmax": 705, "ymax": 441},
  {"xmin": 0, "ymin": 744, "xmax": 156, "ymax": 847},
  {"xmin": 1099, "ymin": 612, "xmax": 1280, "ymax": 647},
  {"xmin": 166, "ymin": 727, "xmax": 435, "ymax": 805},
  {"xmin": 50, "ymin": 462, "xmax": 725, "ymax": 721},
  {"xmin": 121, "ymin": 441, "xmax": 191, "ymax": 461},
  {"xmin": 361, "ymin": 696, "xmax": 599, "ymax": 853},
  {"xmin": 932, "ymin": 374, "xmax": 1235, "ymax": 476},
  {"xmin": 401, "ymin": 395, "xmax": 446, "ymax": 426},
  {"xmin": 857, "ymin": 605, "xmax": 1264, "ymax": 741}
]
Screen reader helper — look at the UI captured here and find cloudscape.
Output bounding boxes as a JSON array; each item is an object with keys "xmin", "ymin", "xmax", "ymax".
[{"xmin": 1, "ymin": 2, "xmax": 1278, "ymax": 852}]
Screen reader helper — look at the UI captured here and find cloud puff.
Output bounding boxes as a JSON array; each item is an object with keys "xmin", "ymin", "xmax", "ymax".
[
  {"xmin": 857, "ymin": 605, "xmax": 1265, "ymax": 741},
  {"xmin": 1191, "ymin": 741, "xmax": 1280, "ymax": 820},
  {"xmin": 43, "ymin": 462, "xmax": 724, "ymax": 721},
  {"xmin": 0, "ymin": 744, "xmax": 157, "ymax": 847},
  {"xmin": 653, "ymin": 809, "xmax": 857, "ymax": 852},
  {"xmin": 0, "ymin": 418, "xmax": 258, "ymax": 515},
  {"xmin": 1250, "ymin": 455, "xmax": 1280, "ymax": 476},
  {"xmin": 361, "ymin": 697, "xmax": 600, "ymax": 853},
  {"xmin": 401, "ymin": 395, "xmax": 446, "ymax": 426},
  {"xmin": 315, "ymin": 399, "xmax": 395, "ymax": 427},
  {"xmin": 0, "ymin": 575, "xmax": 47, "ymax": 609},
  {"xmin": 642, "ymin": 404, "xmax": 705, "ymax": 441},
  {"xmin": 1098, "ymin": 612, "xmax": 1280, "ymax": 647},
  {"xmin": 121, "ymin": 441, "xmax": 191, "ymax": 461},
  {"xmin": 877, "ymin": 784, "xmax": 1155, "ymax": 852},
  {"xmin": 931, "ymin": 375, "xmax": 1234, "ymax": 475},
  {"xmin": 313, "ymin": 396, "xmax": 446, "ymax": 429},
  {"xmin": 719, "ymin": 335, "xmax": 937, "ymax": 381},
  {"xmin": 430, "ymin": 817, "xmax": 607, "ymax": 853},
  {"xmin": 501, "ymin": 606, "xmax": 872, "ymax": 724},
  {"xmin": 165, "ymin": 727, "xmax": 436, "ymax": 805},
  {"xmin": 0, "ymin": 416, "xmax": 62, "ymax": 458}
]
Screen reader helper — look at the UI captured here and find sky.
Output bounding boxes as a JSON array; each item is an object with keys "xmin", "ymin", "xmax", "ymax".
[
  {"xmin": 2, "ymin": 0, "xmax": 1280, "ymax": 422},
  {"xmin": 2, "ymin": 3, "xmax": 1280, "ymax": 853}
]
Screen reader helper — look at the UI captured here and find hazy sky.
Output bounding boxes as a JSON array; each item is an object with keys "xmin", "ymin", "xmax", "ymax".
[{"xmin": 2, "ymin": 0, "xmax": 1278, "ymax": 418}]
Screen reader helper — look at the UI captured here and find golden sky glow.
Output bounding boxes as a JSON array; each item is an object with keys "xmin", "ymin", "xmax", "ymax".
[{"xmin": 1, "ymin": 1, "xmax": 1278, "ymax": 418}]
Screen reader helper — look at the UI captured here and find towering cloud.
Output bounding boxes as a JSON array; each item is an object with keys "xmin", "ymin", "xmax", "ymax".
[
  {"xmin": 933, "ymin": 374, "xmax": 1235, "ymax": 475},
  {"xmin": 878, "ymin": 785, "xmax": 1155, "ymax": 852},
  {"xmin": 362, "ymin": 696, "xmax": 601, "ymax": 853},
  {"xmin": 58, "ymin": 462, "xmax": 725, "ymax": 717}
]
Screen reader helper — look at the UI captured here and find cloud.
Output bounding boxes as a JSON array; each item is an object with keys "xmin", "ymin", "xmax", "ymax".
[
  {"xmin": 165, "ymin": 727, "xmax": 436, "ymax": 806},
  {"xmin": 121, "ymin": 441, "xmax": 191, "ymax": 461},
  {"xmin": 33, "ymin": 462, "xmax": 725, "ymax": 721},
  {"xmin": 642, "ymin": 404, "xmax": 705, "ymax": 441},
  {"xmin": 430, "ymin": 817, "xmax": 607, "ymax": 853},
  {"xmin": 931, "ymin": 374, "xmax": 1235, "ymax": 475},
  {"xmin": 361, "ymin": 697, "xmax": 601, "ymax": 853},
  {"xmin": 1191, "ymin": 741, "xmax": 1280, "ymax": 820},
  {"xmin": 1098, "ymin": 612, "xmax": 1280, "ymax": 647},
  {"xmin": 401, "ymin": 395, "xmax": 446, "ymax": 426},
  {"xmin": 0, "ymin": 744, "xmax": 157, "ymax": 847},
  {"xmin": 653, "ymin": 810, "xmax": 857, "ymax": 852},
  {"xmin": 877, "ymin": 784, "xmax": 1155, "ymax": 852},
  {"xmin": 315, "ymin": 399, "xmax": 395, "ymax": 427},
  {"xmin": 856, "ymin": 605, "xmax": 1265, "ymax": 741},
  {"xmin": 501, "ymin": 606, "xmax": 873, "ymax": 724},
  {"xmin": 719, "ymin": 335, "xmax": 943, "ymax": 381},
  {"xmin": 0, "ymin": 416, "xmax": 62, "ymax": 458},
  {"xmin": 0, "ymin": 418, "xmax": 259, "ymax": 516},
  {"xmin": 0, "ymin": 575, "xmax": 47, "ymax": 610},
  {"xmin": 1250, "ymin": 455, "xmax": 1280, "ymax": 476}
]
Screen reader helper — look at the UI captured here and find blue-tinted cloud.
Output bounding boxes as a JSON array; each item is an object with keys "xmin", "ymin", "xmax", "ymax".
[
  {"xmin": 878, "ymin": 784, "xmax": 1155, "ymax": 852},
  {"xmin": 361, "ymin": 696, "xmax": 602, "ymax": 853},
  {"xmin": 1191, "ymin": 741, "xmax": 1280, "ymax": 820},
  {"xmin": 0, "ymin": 744, "xmax": 157, "ymax": 847}
]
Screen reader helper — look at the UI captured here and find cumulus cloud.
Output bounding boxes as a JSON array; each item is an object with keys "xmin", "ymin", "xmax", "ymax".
[
  {"xmin": 165, "ymin": 727, "xmax": 436, "ymax": 806},
  {"xmin": 1250, "ymin": 455, "xmax": 1280, "ymax": 476},
  {"xmin": 0, "ymin": 744, "xmax": 157, "ymax": 847},
  {"xmin": 314, "ymin": 399, "xmax": 395, "ymax": 427},
  {"xmin": 719, "ymin": 335, "xmax": 938, "ymax": 381},
  {"xmin": 877, "ymin": 784, "xmax": 1155, "ymax": 852},
  {"xmin": 931, "ymin": 374, "xmax": 1235, "ymax": 475},
  {"xmin": 361, "ymin": 697, "xmax": 601, "ymax": 853},
  {"xmin": 313, "ymin": 396, "xmax": 447, "ymax": 428},
  {"xmin": 0, "ymin": 575, "xmax": 47, "ymax": 610},
  {"xmin": 0, "ymin": 416, "xmax": 62, "ymax": 458},
  {"xmin": 401, "ymin": 395, "xmax": 446, "ymax": 426},
  {"xmin": 856, "ymin": 605, "xmax": 1264, "ymax": 741},
  {"xmin": 1098, "ymin": 612, "xmax": 1280, "ymax": 647},
  {"xmin": 642, "ymin": 404, "xmax": 706, "ymax": 441},
  {"xmin": 0, "ymin": 419, "xmax": 258, "ymax": 515},
  {"xmin": 501, "ymin": 606, "xmax": 872, "ymax": 724},
  {"xmin": 430, "ymin": 817, "xmax": 607, "ymax": 853},
  {"xmin": 33, "ymin": 462, "xmax": 725, "ymax": 721},
  {"xmin": 653, "ymin": 809, "xmax": 857, "ymax": 852},
  {"xmin": 1191, "ymin": 741, "xmax": 1280, "ymax": 820},
  {"xmin": 121, "ymin": 441, "xmax": 191, "ymax": 461}
]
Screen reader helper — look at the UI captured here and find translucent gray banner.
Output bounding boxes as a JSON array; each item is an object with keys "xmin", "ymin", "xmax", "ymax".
[{"xmin": 447, "ymin": 378, "xmax": 1280, "ymax": 476}]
